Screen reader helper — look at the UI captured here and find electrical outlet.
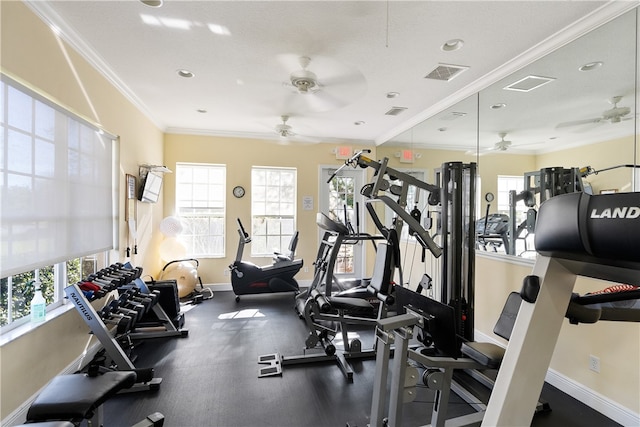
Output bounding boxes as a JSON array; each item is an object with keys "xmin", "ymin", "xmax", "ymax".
[
  {"xmin": 589, "ymin": 355, "xmax": 600, "ymax": 373},
  {"xmin": 223, "ymin": 269, "xmax": 230, "ymax": 277},
  {"xmin": 304, "ymin": 266, "xmax": 309, "ymax": 273}
]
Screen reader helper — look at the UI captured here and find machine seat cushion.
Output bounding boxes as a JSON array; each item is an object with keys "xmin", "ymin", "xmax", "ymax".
[
  {"xmin": 461, "ymin": 341, "xmax": 504, "ymax": 369},
  {"xmin": 328, "ymin": 296, "xmax": 373, "ymax": 311},
  {"xmin": 27, "ymin": 371, "xmax": 136, "ymax": 421}
]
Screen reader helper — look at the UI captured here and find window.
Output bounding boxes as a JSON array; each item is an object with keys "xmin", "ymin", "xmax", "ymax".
[
  {"xmin": 251, "ymin": 167, "xmax": 296, "ymax": 256},
  {"xmin": 1, "ymin": 254, "xmax": 103, "ymax": 328},
  {"xmin": 175, "ymin": 163, "xmax": 226, "ymax": 257},
  {"xmin": 1, "ymin": 73, "xmax": 116, "ymax": 329},
  {"xmin": 327, "ymin": 173, "xmax": 356, "ymax": 274},
  {"xmin": 497, "ymin": 175, "xmax": 527, "ymax": 224}
]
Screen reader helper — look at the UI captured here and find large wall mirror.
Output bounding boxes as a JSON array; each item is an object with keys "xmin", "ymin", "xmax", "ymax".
[{"xmin": 381, "ymin": 6, "xmax": 638, "ymax": 261}]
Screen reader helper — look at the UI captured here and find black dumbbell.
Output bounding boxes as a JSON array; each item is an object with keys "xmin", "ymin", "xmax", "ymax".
[
  {"xmin": 98, "ymin": 306, "xmax": 133, "ymax": 334},
  {"xmin": 108, "ymin": 299, "xmax": 145, "ymax": 322},
  {"xmin": 116, "ymin": 294, "xmax": 151, "ymax": 317}
]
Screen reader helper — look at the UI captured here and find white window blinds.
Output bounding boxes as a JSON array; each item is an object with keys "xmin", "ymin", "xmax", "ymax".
[{"xmin": 1, "ymin": 74, "xmax": 117, "ymax": 278}]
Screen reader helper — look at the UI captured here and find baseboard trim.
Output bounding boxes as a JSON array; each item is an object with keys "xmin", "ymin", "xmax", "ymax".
[
  {"xmin": 474, "ymin": 330, "xmax": 639, "ymax": 426},
  {"xmin": 2, "ymin": 342, "xmax": 103, "ymax": 426}
]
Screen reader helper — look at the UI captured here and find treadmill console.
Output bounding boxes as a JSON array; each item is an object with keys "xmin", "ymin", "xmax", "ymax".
[{"xmin": 476, "ymin": 213, "xmax": 509, "ymax": 236}]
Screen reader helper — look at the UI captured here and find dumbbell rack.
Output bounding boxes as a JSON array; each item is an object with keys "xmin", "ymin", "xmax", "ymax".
[{"xmin": 65, "ymin": 282, "xmax": 161, "ymax": 392}]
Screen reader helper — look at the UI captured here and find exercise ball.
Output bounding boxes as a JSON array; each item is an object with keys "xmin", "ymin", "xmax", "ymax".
[
  {"xmin": 160, "ymin": 261, "xmax": 198, "ymax": 298},
  {"xmin": 160, "ymin": 216, "xmax": 184, "ymax": 237},
  {"xmin": 159, "ymin": 237, "xmax": 187, "ymax": 262}
]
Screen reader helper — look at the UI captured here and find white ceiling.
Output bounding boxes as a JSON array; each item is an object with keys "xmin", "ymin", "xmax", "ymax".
[{"xmin": 27, "ymin": 1, "xmax": 637, "ymax": 151}]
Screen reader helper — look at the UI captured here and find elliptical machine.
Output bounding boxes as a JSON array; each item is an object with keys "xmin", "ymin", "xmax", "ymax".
[{"xmin": 229, "ymin": 218, "xmax": 303, "ymax": 302}]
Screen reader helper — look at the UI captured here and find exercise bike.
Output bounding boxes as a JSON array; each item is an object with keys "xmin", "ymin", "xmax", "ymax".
[{"xmin": 229, "ymin": 218, "xmax": 303, "ymax": 302}]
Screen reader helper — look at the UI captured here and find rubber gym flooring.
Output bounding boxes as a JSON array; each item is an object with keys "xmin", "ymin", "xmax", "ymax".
[{"xmin": 103, "ymin": 290, "xmax": 621, "ymax": 427}]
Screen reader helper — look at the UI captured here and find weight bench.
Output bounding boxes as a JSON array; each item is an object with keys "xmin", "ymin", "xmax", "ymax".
[{"xmin": 15, "ymin": 371, "xmax": 164, "ymax": 427}]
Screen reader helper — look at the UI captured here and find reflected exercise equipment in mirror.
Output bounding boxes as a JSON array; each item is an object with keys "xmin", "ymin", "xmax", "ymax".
[{"xmin": 380, "ymin": 6, "xmax": 638, "ymax": 260}]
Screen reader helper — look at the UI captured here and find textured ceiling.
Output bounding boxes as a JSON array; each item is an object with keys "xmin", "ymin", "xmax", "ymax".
[{"xmin": 28, "ymin": 1, "xmax": 637, "ymax": 152}]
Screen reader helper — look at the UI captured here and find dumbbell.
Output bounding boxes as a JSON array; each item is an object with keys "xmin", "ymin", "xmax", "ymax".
[
  {"xmin": 98, "ymin": 305, "xmax": 133, "ymax": 335},
  {"xmin": 121, "ymin": 288, "xmax": 160, "ymax": 308},
  {"xmin": 112, "ymin": 263, "xmax": 144, "ymax": 280},
  {"xmin": 115, "ymin": 295, "xmax": 149, "ymax": 320},
  {"xmin": 104, "ymin": 266, "xmax": 136, "ymax": 282},
  {"xmin": 94, "ymin": 270, "xmax": 128, "ymax": 286},
  {"xmin": 78, "ymin": 281, "xmax": 109, "ymax": 299},
  {"xmin": 111, "ymin": 264, "xmax": 143, "ymax": 281},
  {"xmin": 86, "ymin": 274, "xmax": 120, "ymax": 292},
  {"xmin": 107, "ymin": 300, "xmax": 144, "ymax": 322}
]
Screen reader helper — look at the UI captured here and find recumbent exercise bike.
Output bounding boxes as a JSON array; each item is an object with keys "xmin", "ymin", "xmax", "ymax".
[{"xmin": 229, "ymin": 218, "xmax": 303, "ymax": 302}]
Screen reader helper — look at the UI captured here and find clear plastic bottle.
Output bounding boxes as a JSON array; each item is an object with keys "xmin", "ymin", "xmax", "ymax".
[{"xmin": 30, "ymin": 281, "xmax": 46, "ymax": 323}]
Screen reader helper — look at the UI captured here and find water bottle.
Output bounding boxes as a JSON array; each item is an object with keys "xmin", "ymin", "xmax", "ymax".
[{"xmin": 30, "ymin": 281, "xmax": 46, "ymax": 323}]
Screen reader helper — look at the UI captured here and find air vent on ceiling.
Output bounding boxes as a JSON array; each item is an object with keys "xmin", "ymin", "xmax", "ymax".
[
  {"xmin": 504, "ymin": 75, "xmax": 556, "ymax": 92},
  {"xmin": 440, "ymin": 111, "xmax": 468, "ymax": 121},
  {"xmin": 424, "ymin": 64, "xmax": 469, "ymax": 82},
  {"xmin": 385, "ymin": 107, "xmax": 408, "ymax": 116}
]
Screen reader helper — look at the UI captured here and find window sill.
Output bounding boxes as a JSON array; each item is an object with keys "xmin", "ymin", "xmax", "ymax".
[{"xmin": 0, "ymin": 300, "xmax": 74, "ymax": 347}]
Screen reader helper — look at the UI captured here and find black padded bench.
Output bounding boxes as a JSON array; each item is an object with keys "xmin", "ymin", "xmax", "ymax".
[
  {"xmin": 15, "ymin": 371, "xmax": 164, "ymax": 427},
  {"xmin": 462, "ymin": 291, "xmax": 522, "ymax": 369}
]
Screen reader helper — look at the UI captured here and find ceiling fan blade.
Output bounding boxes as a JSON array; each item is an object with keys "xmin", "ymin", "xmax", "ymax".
[
  {"xmin": 556, "ymin": 117, "xmax": 602, "ymax": 129},
  {"xmin": 305, "ymin": 90, "xmax": 349, "ymax": 112}
]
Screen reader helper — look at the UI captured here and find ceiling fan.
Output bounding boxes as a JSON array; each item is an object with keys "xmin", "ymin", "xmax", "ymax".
[
  {"xmin": 279, "ymin": 55, "xmax": 367, "ymax": 113},
  {"xmin": 273, "ymin": 115, "xmax": 319, "ymax": 144},
  {"xmin": 467, "ymin": 132, "xmax": 543, "ymax": 156},
  {"xmin": 556, "ymin": 96, "xmax": 631, "ymax": 130},
  {"xmin": 466, "ymin": 132, "xmax": 512, "ymax": 156}
]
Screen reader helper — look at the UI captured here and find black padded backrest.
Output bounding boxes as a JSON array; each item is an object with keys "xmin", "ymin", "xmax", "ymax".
[
  {"xmin": 288, "ymin": 231, "xmax": 299, "ymax": 256},
  {"xmin": 394, "ymin": 285, "xmax": 461, "ymax": 359},
  {"xmin": 493, "ymin": 292, "xmax": 523, "ymax": 341},
  {"xmin": 369, "ymin": 242, "xmax": 393, "ymax": 295}
]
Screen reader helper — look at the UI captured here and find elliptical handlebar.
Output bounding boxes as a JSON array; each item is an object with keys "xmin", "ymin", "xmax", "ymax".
[
  {"xmin": 236, "ymin": 218, "xmax": 251, "ymax": 242},
  {"xmin": 327, "ymin": 149, "xmax": 372, "ymax": 183}
]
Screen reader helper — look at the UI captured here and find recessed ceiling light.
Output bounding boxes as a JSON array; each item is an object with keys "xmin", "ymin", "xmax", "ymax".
[
  {"xmin": 386, "ymin": 92, "xmax": 400, "ymax": 98},
  {"xmin": 579, "ymin": 61, "xmax": 603, "ymax": 72},
  {"xmin": 197, "ymin": 109, "xmax": 207, "ymax": 113},
  {"xmin": 140, "ymin": 0, "xmax": 163, "ymax": 7},
  {"xmin": 177, "ymin": 69, "xmax": 194, "ymax": 78},
  {"xmin": 490, "ymin": 103, "xmax": 506, "ymax": 110},
  {"xmin": 354, "ymin": 121, "xmax": 365, "ymax": 126},
  {"xmin": 441, "ymin": 39, "xmax": 464, "ymax": 52}
]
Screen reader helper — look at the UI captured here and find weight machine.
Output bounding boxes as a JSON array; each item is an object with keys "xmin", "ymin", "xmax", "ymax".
[
  {"xmin": 506, "ymin": 166, "xmax": 590, "ymax": 255},
  {"xmin": 369, "ymin": 191, "xmax": 640, "ymax": 426},
  {"xmin": 347, "ymin": 151, "xmax": 477, "ymax": 342}
]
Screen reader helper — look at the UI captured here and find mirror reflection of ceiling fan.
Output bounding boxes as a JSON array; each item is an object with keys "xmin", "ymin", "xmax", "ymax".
[
  {"xmin": 279, "ymin": 55, "xmax": 367, "ymax": 113},
  {"xmin": 556, "ymin": 96, "xmax": 632, "ymax": 130},
  {"xmin": 273, "ymin": 115, "xmax": 319, "ymax": 144},
  {"xmin": 468, "ymin": 132, "xmax": 543, "ymax": 156}
]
